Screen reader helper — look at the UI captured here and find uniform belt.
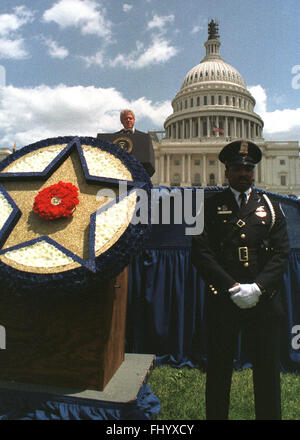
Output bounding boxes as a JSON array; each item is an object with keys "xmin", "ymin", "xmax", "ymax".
[{"xmin": 220, "ymin": 247, "xmax": 260, "ymax": 263}]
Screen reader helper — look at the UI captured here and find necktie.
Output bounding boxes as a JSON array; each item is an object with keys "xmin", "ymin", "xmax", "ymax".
[
  {"xmin": 122, "ymin": 129, "xmax": 132, "ymax": 135},
  {"xmin": 239, "ymin": 192, "xmax": 247, "ymax": 208}
]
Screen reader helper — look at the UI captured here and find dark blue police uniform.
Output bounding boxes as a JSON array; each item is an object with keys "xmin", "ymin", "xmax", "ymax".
[{"xmin": 191, "ymin": 141, "xmax": 290, "ymax": 420}]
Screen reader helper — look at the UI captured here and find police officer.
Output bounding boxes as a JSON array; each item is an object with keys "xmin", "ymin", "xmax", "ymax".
[{"xmin": 191, "ymin": 140, "xmax": 290, "ymax": 420}]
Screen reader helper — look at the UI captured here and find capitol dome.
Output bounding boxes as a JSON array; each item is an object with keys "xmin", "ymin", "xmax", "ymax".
[
  {"xmin": 163, "ymin": 20, "xmax": 264, "ymax": 142},
  {"xmin": 181, "ymin": 58, "xmax": 247, "ymax": 90}
]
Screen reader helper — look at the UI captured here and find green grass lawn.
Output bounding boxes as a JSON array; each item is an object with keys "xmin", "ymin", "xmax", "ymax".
[{"xmin": 147, "ymin": 366, "xmax": 300, "ymax": 420}]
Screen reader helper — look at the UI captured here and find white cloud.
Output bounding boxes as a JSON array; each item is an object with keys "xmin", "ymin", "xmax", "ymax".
[
  {"xmin": 0, "ymin": 6, "xmax": 34, "ymax": 59},
  {"xmin": 108, "ymin": 36, "xmax": 178, "ymax": 69},
  {"xmin": 191, "ymin": 25, "xmax": 203, "ymax": 34},
  {"xmin": 81, "ymin": 34, "xmax": 179, "ymax": 69},
  {"xmin": 249, "ymin": 85, "xmax": 267, "ymax": 114},
  {"xmin": 0, "ymin": 37, "xmax": 28, "ymax": 60},
  {"xmin": 147, "ymin": 14, "xmax": 174, "ymax": 32},
  {"xmin": 249, "ymin": 85, "xmax": 300, "ymax": 141},
  {"xmin": 123, "ymin": 4, "xmax": 133, "ymax": 13},
  {"xmin": 43, "ymin": 0, "xmax": 112, "ymax": 39},
  {"xmin": 190, "ymin": 17, "xmax": 206, "ymax": 35},
  {"xmin": 134, "ymin": 36, "xmax": 178, "ymax": 68},
  {"xmin": 77, "ymin": 10, "xmax": 178, "ymax": 69},
  {"xmin": 78, "ymin": 50, "xmax": 104, "ymax": 67},
  {"xmin": 0, "ymin": 85, "xmax": 171, "ymax": 148},
  {"xmin": 0, "ymin": 6, "xmax": 34, "ymax": 37},
  {"xmin": 43, "ymin": 38, "xmax": 69, "ymax": 59}
]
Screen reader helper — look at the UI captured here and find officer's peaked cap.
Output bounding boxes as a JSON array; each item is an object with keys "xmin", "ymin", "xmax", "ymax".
[{"xmin": 219, "ymin": 140, "xmax": 262, "ymax": 167}]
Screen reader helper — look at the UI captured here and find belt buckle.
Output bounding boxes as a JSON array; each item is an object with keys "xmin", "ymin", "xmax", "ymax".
[{"xmin": 238, "ymin": 246, "xmax": 248, "ymax": 262}]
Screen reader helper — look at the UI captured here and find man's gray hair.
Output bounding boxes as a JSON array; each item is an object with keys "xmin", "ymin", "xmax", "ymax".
[{"xmin": 120, "ymin": 109, "xmax": 135, "ymax": 121}]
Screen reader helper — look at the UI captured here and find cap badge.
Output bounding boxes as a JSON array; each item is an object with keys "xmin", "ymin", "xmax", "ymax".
[{"xmin": 239, "ymin": 141, "xmax": 248, "ymax": 155}]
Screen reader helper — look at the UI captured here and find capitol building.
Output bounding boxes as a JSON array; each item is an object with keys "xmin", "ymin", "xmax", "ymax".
[{"xmin": 150, "ymin": 21, "xmax": 300, "ymax": 197}]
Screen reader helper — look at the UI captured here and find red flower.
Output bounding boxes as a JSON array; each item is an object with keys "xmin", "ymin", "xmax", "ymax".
[{"xmin": 33, "ymin": 181, "xmax": 79, "ymax": 220}]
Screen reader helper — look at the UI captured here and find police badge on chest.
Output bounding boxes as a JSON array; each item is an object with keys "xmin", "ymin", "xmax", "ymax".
[{"xmin": 255, "ymin": 206, "xmax": 267, "ymax": 218}]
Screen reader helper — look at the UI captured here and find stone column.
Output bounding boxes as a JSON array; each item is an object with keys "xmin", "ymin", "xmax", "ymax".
[
  {"xmin": 225, "ymin": 116, "xmax": 228, "ymax": 138},
  {"xmin": 234, "ymin": 117, "xmax": 237, "ymax": 138},
  {"xmin": 202, "ymin": 154, "xmax": 207, "ymax": 186},
  {"xmin": 261, "ymin": 155, "xmax": 266, "ymax": 185},
  {"xmin": 291, "ymin": 156, "xmax": 296, "ymax": 185},
  {"xmin": 267, "ymin": 156, "xmax": 272, "ymax": 185},
  {"xmin": 190, "ymin": 119, "xmax": 193, "ymax": 138},
  {"xmin": 272, "ymin": 156, "xmax": 276, "ymax": 185},
  {"xmin": 216, "ymin": 116, "xmax": 219, "ymax": 137},
  {"xmin": 187, "ymin": 154, "xmax": 191, "ymax": 186},
  {"xmin": 166, "ymin": 154, "xmax": 170, "ymax": 185},
  {"xmin": 217, "ymin": 160, "xmax": 222, "ymax": 186},
  {"xmin": 207, "ymin": 117, "xmax": 210, "ymax": 137},
  {"xmin": 181, "ymin": 154, "xmax": 186, "ymax": 185},
  {"xmin": 198, "ymin": 117, "xmax": 201, "ymax": 137},
  {"xmin": 160, "ymin": 154, "xmax": 165, "ymax": 184}
]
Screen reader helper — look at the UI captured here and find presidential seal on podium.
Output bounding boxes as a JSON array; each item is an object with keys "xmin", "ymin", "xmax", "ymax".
[{"xmin": 112, "ymin": 136, "xmax": 133, "ymax": 153}]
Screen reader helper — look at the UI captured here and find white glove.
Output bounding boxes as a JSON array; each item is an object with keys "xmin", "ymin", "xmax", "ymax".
[{"xmin": 229, "ymin": 283, "xmax": 262, "ymax": 309}]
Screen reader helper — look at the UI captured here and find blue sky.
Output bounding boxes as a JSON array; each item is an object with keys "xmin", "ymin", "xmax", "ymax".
[{"xmin": 0, "ymin": 0, "xmax": 299, "ymax": 149}]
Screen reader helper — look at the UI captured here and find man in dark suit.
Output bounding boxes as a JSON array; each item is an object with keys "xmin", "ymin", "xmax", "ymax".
[
  {"xmin": 97, "ymin": 109, "xmax": 155, "ymax": 177},
  {"xmin": 116, "ymin": 109, "xmax": 155, "ymax": 177},
  {"xmin": 191, "ymin": 140, "xmax": 290, "ymax": 420}
]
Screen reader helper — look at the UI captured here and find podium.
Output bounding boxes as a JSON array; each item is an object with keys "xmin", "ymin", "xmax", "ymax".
[
  {"xmin": 0, "ymin": 267, "xmax": 129, "ymax": 391},
  {"xmin": 97, "ymin": 131, "xmax": 155, "ymax": 177}
]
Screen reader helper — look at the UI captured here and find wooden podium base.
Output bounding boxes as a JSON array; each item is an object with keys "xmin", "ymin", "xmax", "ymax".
[{"xmin": 0, "ymin": 267, "xmax": 128, "ymax": 391}]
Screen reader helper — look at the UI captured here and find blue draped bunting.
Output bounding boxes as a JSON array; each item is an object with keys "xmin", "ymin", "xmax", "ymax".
[{"xmin": 0, "ymin": 382, "xmax": 160, "ymax": 420}]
